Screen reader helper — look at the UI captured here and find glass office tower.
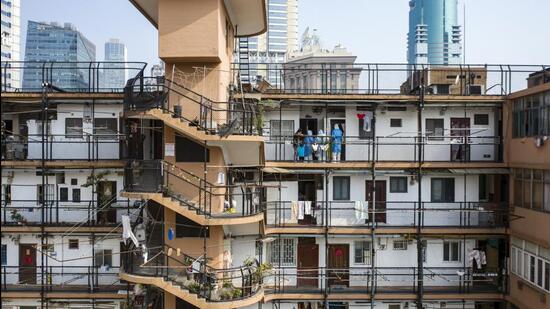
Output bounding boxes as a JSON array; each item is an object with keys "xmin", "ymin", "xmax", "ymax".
[{"xmin": 104, "ymin": 38, "xmax": 128, "ymax": 89}]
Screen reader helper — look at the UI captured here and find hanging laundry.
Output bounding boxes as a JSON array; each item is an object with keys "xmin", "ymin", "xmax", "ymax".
[
  {"xmin": 363, "ymin": 114, "xmax": 372, "ymax": 132},
  {"xmin": 297, "ymin": 201, "xmax": 305, "ymax": 220},
  {"xmin": 468, "ymin": 249, "xmax": 487, "ymax": 269},
  {"xmin": 290, "ymin": 201, "xmax": 298, "ymax": 223},
  {"xmin": 304, "ymin": 201, "xmax": 312, "ymax": 215},
  {"xmin": 354, "ymin": 201, "xmax": 368, "ymax": 220}
]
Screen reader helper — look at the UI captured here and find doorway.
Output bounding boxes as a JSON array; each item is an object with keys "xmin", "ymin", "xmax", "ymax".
[
  {"xmin": 298, "ymin": 180, "xmax": 317, "ymax": 225},
  {"xmin": 328, "ymin": 244, "xmax": 349, "ymax": 288},
  {"xmin": 97, "ymin": 181, "xmax": 117, "ymax": 224},
  {"xmin": 299, "ymin": 118, "xmax": 318, "ymax": 135},
  {"xmin": 329, "ymin": 119, "xmax": 346, "ymax": 161},
  {"xmin": 450, "ymin": 117, "xmax": 470, "ymax": 162},
  {"xmin": 19, "ymin": 244, "xmax": 37, "ymax": 284},
  {"xmin": 365, "ymin": 180, "xmax": 387, "ymax": 223},
  {"xmin": 297, "ymin": 238, "xmax": 319, "ymax": 287}
]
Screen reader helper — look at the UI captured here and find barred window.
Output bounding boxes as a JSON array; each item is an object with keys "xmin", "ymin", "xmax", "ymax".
[
  {"xmin": 267, "ymin": 238, "xmax": 296, "ymax": 266},
  {"xmin": 270, "ymin": 120, "xmax": 294, "ymax": 140},
  {"xmin": 354, "ymin": 241, "xmax": 372, "ymax": 265}
]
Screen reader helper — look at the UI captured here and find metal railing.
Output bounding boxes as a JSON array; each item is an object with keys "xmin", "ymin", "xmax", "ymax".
[
  {"xmin": 124, "ymin": 160, "xmax": 264, "ymax": 218},
  {"xmin": 124, "ymin": 76, "xmax": 258, "ymax": 136},
  {"xmin": 231, "ymin": 62, "xmax": 548, "ymax": 96},
  {"xmin": 1, "ymin": 61, "xmax": 147, "ymax": 93},
  {"xmin": 123, "ymin": 244, "xmax": 263, "ymax": 302},
  {"xmin": 265, "ymin": 201, "xmax": 508, "ymax": 229},
  {"xmin": 265, "ymin": 266, "xmax": 506, "ymax": 295},
  {"xmin": 1, "ymin": 199, "xmax": 136, "ymax": 226},
  {"xmin": 265, "ymin": 135, "xmax": 501, "ymax": 163},
  {"xmin": 1, "ymin": 265, "xmax": 122, "ymax": 292},
  {"xmin": 1, "ymin": 133, "xmax": 124, "ymax": 161}
]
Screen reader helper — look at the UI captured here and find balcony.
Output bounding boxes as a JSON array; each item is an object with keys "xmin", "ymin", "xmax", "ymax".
[
  {"xmin": 265, "ymin": 135, "xmax": 502, "ymax": 165},
  {"xmin": 1, "ymin": 133, "xmax": 124, "ymax": 162},
  {"xmin": 231, "ymin": 63, "xmax": 547, "ymax": 98},
  {"xmin": 1, "ymin": 265, "xmax": 123, "ymax": 293},
  {"xmin": 121, "ymin": 245, "xmax": 264, "ymax": 308},
  {"xmin": 264, "ymin": 266, "xmax": 506, "ymax": 298},
  {"xmin": 265, "ymin": 201, "xmax": 508, "ymax": 234},
  {"xmin": 124, "ymin": 77, "xmax": 262, "ymax": 142},
  {"xmin": 122, "ymin": 160, "xmax": 265, "ymax": 225},
  {"xmin": 1, "ymin": 61, "xmax": 146, "ymax": 93}
]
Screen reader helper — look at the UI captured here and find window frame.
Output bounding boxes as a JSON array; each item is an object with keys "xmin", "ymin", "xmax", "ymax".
[
  {"xmin": 389, "ymin": 176, "xmax": 408, "ymax": 193},
  {"xmin": 333, "ymin": 176, "xmax": 351, "ymax": 200},
  {"xmin": 65, "ymin": 118, "xmax": 83, "ymax": 139},
  {"xmin": 425, "ymin": 118, "xmax": 444, "ymax": 141},
  {"xmin": 93, "ymin": 118, "xmax": 118, "ymax": 139},
  {"xmin": 431, "ymin": 178, "xmax": 455, "ymax": 202},
  {"xmin": 354, "ymin": 241, "xmax": 372, "ymax": 265},
  {"xmin": 443, "ymin": 241, "xmax": 461, "ymax": 262},
  {"xmin": 267, "ymin": 238, "xmax": 296, "ymax": 267}
]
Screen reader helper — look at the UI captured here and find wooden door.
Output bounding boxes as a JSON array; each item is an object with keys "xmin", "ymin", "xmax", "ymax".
[
  {"xmin": 365, "ymin": 180, "xmax": 387, "ymax": 223},
  {"xmin": 328, "ymin": 244, "xmax": 349, "ymax": 287},
  {"xmin": 450, "ymin": 118, "xmax": 470, "ymax": 162},
  {"xmin": 97, "ymin": 181, "xmax": 117, "ymax": 224},
  {"xmin": 19, "ymin": 244, "xmax": 36, "ymax": 284},
  {"xmin": 297, "ymin": 238, "xmax": 319, "ymax": 287}
]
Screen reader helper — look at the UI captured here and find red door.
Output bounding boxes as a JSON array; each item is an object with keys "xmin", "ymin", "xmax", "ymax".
[
  {"xmin": 19, "ymin": 244, "xmax": 37, "ymax": 284},
  {"xmin": 366, "ymin": 180, "xmax": 387, "ymax": 223},
  {"xmin": 297, "ymin": 238, "xmax": 319, "ymax": 287},
  {"xmin": 328, "ymin": 244, "xmax": 349, "ymax": 287}
]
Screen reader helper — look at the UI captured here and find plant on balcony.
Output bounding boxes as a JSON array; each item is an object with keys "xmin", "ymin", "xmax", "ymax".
[
  {"xmin": 252, "ymin": 262, "xmax": 273, "ymax": 289},
  {"xmin": 10, "ymin": 209, "xmax": 27, "ymax": 225},
  {"xmin": 82, "ymin": 171, "xmax": 111, "ymax": 188},
  {"xmin": 186, "ymin": 280, "xmax": 201, "ymax": 294},
  {"xmin": 218, "ymin": 281, "xmax": 236, "ymax": 301}
]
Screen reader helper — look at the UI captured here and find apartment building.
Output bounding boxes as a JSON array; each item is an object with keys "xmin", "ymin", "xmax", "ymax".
[
  {"xmin": 1, "ymin": 1, "xmax": 548, "ymax": 309},
  {"xmin": 1, "ymin": 62, "xmax": 146, "ymax": 308}
]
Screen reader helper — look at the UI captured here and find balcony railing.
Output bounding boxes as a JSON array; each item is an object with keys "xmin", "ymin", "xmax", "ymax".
[
  {"xmin": 1, "ymin": 133, "xmax": 124, "ymax": 161},
  {"xmin": 124, "ymin": 160, "xmax": 264, "ymax": 218},
  {"xmin": 265, "ymin": 135, "xmax": 501, "ymax": 163},
  {"xmin": 1, "ymin": 61, "xmax": 147, "ymax": 93},
  {"xmin": 265, "ymin": 266, "xmax": 506, "ymax": 295},
  {"xmin": 231, "ymin": 62, "xmax": 548, "ymax": 96},
  {"xmin": 1, "ymin": 199, "xmax": 137, "ymax": 226},
  {"xmin": 265, "ymin": 201, "xmax": 508, "ymax": 229},
  {"xmin": 1, "ymin": 265, "xmax": 122, "ymax": 292},
  {"xmin": 124, "ymin": 77, "xmax": 258, "ymax": 136},
  {"xmin": 123, "ymin": 244, "xmax": 263, "ymax": 302}
]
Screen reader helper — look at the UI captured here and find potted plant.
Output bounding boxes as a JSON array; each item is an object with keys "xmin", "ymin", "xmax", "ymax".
[
  {"xmin": 10, "ymin": 209, "xmax": 27, "ymax": 225},
  {"xmin": 186, "ymin": 280, "xmax": 201, "ymax": 294}
]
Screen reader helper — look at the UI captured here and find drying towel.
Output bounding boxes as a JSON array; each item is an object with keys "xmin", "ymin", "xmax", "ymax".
[
  {"xmin": 297, "ymin": 201, "xmax": 305, "ymax": 220},
  {"xmin": 304, "ymin": 201, "xmax": 312, "ymax": 215},
  {"xmin": 355, "ymin": 201, "xmax": 368, "ymax": 220},
  {"xmin": 290, "ymin": 201, "xmax": 298, "ymax": 223}
]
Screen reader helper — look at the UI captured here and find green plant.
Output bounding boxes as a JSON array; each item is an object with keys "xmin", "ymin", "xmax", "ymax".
[
  {"xmin": 222, "ymin": 280, "xmax": 233, "ymax": 289},
  {"xmin": 242, "ymin": 257, "xmax": 256, "ymax": 267},
  {"xmin": 219, "ymin": 288, "xmax": 233, "ymax": 300},
  {"xmin": 10, "ymin": 209, "xmax": 26, "ymax": 224},
  {"xmin": 186, "ymin": 281, "xmax": 201, "ymax": 294},
  {"xmin": 252, "ymin": 262, "xmax": 273, "ymax": 285},
  {"xmin": 82, "ymin": 171, "xmax": 111, "ymax": 188},
  {"xmin": 232, "ymin": 288, "xmax": 242, "ymax": 299}
]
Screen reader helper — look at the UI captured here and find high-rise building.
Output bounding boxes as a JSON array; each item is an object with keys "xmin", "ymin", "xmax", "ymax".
[
  {"xmin": 22, "ymin": 21, "xmax": 96, "ymax": 90},
  {"xmin": 407, "ymin": 0, "xmax": 462, "ymax": 65},
  {"xmin": 1, "ymin": 0, "xmax": 21, "ymax": 90},
  {"xmin": 244, "ymin": 0, "xmax": 298, "ymax": 84},
  {"xmin": 104, "ymin": 38, "xmax": 128, "ymax": 89}
]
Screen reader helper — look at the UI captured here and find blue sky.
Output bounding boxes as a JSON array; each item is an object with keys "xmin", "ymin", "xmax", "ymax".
[{"xmin": 22, "ymin": 0, "xmax": 549, "ymax": 70}]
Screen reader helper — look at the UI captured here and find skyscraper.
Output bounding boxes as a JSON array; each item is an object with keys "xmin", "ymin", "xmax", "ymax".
[
  {"xmin": 104, "ymin": 38, "xmax": 127, "ymax": 89},
  {"xmin": 1, "ymin": 0, "xmax": 21, "ymax": 90},
  {"xmin": 245, "ymin": 0, "xmax": 298, "ymax": 84},
  {"xmin": 407, "ymin": 0, "xmax": 462, "ymax": 65},
  {"xmin": 23, "ymin": 21, "xmax": 96, "ymax": 90}
]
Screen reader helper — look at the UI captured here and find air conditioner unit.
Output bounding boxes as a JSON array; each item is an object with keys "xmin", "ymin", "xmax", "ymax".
[{"xmin": 467, "ymin": 85, "xmax": 482, "ymax": 95}]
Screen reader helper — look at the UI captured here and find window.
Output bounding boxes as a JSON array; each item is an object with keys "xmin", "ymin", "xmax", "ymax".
[
  {"xmin": 93, "ymin": 118, "xmax": 117, "ymax": 138},
  {"xmin": 175, "ymin": 214, "xmax": 209, "ymax": 238},
  {"xmin": 94, "ymin": 249, "xmax": 113, "ymax": 267},
  {"xmin": 478, "ymin": 174, "xmax": 488, "ymax": 201},
  {"xmin": 426, "ymin": 119, "xmax": 444, "ymax": 141},
  {"xmin": 333, "ymin": 176, "xmax": 350, "ymax": 200},
  {"xmin": 431, "ymin": 178, "xmax": 455, "ymax": 202},
  {"xmin": 59, "ymin": 187, "xmax": 68, "ymax": 202},
  {"xmin": 270, "ymin": 120, "xmax": 294, "ymax": 140},
  {"xmin": 474, "ymin": 114, "xmax": 489, "ymax": 125},
  {"xmin": 175, "ymin": 135, "xmax": 209, "ymax": 162},
  {"xmin": 513, "ymin": 168, "xmax": 550, "ymax": 213},
  {"xmin": 2, "ymin": 184, "xmax": 11, "ymax": 204},
  {"xmin": 72, "ymin": 188, "xmax": 81, "ymax": 203},
  {"xmin": 390, "ymin": 118, "xmax": 402, "ymax": 127},
  {"xmin": 393, "ymin": 240, "xmax": 408, "ymax": 250},
  {"xmin": 65, "ymin": 118, "xmax": 83, "ymax": 138},
  {"xmin": 71, "ymin": 178, "xmax": 78, "ymax": 185},
  {"xmin": 267, "ymin": 238, "xmax": 296, "ymax": 266},
  {"xmin": 37, "ymin": 184, "xmax": 54, "ymax": 205},
  {"xmin": 390, "ymin": 177, "xmax": 407, "ymax": 193},
  {"xmin": 1, "ymin": 244, "xmax": 6, "ymax": 265},
  {"xmin": 443, "ymin": 241, "xmax": 460, "ymax": 262},
  {"xmin": 68, "ymin": 239, "xmax": 79, "ymax": 249},
  {"xmin": 354, "ymin": 241, "xmax": 372, "ymax": 265},
  {"xmin": 513, "ymin": 92, "xmax": 550, "ymax": 137}
]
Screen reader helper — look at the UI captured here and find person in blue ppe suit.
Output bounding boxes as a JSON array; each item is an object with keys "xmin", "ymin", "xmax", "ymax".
[
  {"xmin": 304, "ymin": 130, "xmax": 315, "ymax": 161},
  {"xmin": 331, "ymin": 124, "xmax": 343, "ymax": 162}
]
